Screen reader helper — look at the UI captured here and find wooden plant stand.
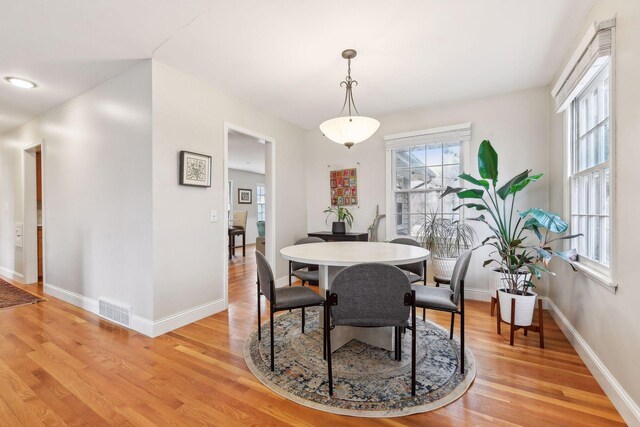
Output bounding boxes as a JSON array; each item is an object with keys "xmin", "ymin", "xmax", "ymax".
[{"xmin": 495, "ymin": 291, "xmax": 544, "ymax": 348}]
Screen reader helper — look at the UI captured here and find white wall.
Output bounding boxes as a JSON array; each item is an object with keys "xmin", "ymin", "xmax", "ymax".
[
  {"xmin": 548, "ymin": 1, "xmax": 640, "ymax": 423},
  {"xmin": 0, "ymin": 61, "xmax": 154, "ymax": 320},
  {"xmin": 306, "ymin": 87, "xmax": 550, "ymax": 298},
  {"xmin": 151, "ymin": 60, "xmax": 308, "ymax": 321},
  {"xmin": 229, "ymin": 168, "xmax": 265, "ymax": 244}
]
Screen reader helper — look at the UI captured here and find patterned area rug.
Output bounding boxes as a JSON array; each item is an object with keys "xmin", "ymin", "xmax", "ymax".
[
  {"xmin": 244, "ymin": 308, "xmax": 475, "ymax": 417},
  {"xmin": 0, "ymin": 279, "xmax": 45, "ymax": 309}
]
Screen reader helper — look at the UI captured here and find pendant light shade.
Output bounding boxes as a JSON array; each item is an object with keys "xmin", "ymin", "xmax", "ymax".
[
  {"xmin": 319, "ymin": 116, "xmax": 380, "ymax": 149},
  {"xmin": 320, "ymin": 49, "xmax": 379, "ymax": 149}
]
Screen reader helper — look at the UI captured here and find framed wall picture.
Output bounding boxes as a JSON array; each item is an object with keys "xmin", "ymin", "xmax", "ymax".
[
  {"xmin": 179, "ymin": 151, "xmax": 212, "ymax": 187},
  {"xmin": 238, "ymin": 188, "xmax": 252, "ymax": 204},
  {"xmin": 329, "ymin": 167, "xmax": 358, "ymax": 206}
]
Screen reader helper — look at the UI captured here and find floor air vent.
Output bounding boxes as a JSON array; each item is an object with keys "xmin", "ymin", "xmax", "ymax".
[{"xmin": 98, "ymin": 298, "xmax": 132, "ymax": 328}]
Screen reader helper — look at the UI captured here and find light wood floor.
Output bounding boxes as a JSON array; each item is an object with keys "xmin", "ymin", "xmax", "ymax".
[{"xmin": 0, "ymin": 246, "xmax": 625, "ymax": 426}]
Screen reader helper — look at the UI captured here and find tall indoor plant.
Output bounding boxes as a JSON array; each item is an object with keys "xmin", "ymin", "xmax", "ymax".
[
  {"xmin": 417, "ymin": 210, "xmax": 476, "ymax": 279},
  {"xmin": 323, "ymin": 205, "xmax": 354, "ymax": 234},
  {"xmin": 442, "ymin": 140, "xmax": 581, "ymax": 326}
]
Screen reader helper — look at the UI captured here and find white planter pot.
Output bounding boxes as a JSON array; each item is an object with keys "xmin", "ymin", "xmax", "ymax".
[
  {"xmin": 498, "ymin": 289, "xmax": 537, "ymax": 327},
  {"xmin": 489, "ymin": 268, "xmax": 532, "ymax": 294},
  {"xmin": 432, "ymin": 256, "xmax": 457, "ymax": 280}
]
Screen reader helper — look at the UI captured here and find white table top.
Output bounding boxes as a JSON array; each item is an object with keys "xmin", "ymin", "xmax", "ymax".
[{"xmin": 280, "ymin": 241, "xmax": 429, "ymax": 267}]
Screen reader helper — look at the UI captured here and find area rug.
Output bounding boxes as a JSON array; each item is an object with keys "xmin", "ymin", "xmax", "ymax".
[
  {"xmin": 244, "ymin": 308, "xmax": 475, "ymax": 417},
  {"xmin": 0, "ymin": 278, "xmax": 46, "ymax": 309}
]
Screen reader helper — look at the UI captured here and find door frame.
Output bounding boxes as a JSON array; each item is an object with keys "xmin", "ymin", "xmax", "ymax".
[
  {"xmin": 22, "ymin": 143, "xmax": 43, "ymax": 284},
  {"xmin": 223, "ymin": 123, "xmax": 276, "ymax": 308}
]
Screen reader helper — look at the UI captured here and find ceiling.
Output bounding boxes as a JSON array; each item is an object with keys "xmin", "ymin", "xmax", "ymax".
[
  {"xmin": 0, "ymin": 0, "xmax": 594, "ymax": 135},
  {"xmin": 228, "ymin": 130, "xmax": 265, "ymax": 175}
]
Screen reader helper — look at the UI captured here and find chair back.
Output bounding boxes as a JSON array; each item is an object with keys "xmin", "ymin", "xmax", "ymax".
[
  {"xmin": 329, "ymin": 263, "xmax": 411, "ymax": 327},
  {"xmin": 291, "ymin": 237, "xmax": 324, "ymax": 272},
  {"xmin": 389, "ymin": 237, "xmax": 424, "ymax": 277},
  {"xmin": 233, "ymin": 210, "xmax": 248, "ymax": 230},
  {"xmin": 450, "ymin": 249, "xmax": 472, "ymax": 305},
  {"xmin": 255, "ymin": 251, "xmax": 276, "ymax": 303}
]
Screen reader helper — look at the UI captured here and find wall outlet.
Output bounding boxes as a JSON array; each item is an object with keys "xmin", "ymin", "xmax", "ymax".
[{"xmin": 210, "ymin": 210, "xmax": 218, "ymax": 223}]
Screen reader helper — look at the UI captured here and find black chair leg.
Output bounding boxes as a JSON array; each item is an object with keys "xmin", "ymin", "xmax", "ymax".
[
  {"xmin": 301, "ymin": 307, "xmax": 305, "ymax": 333},
  {"xmin": 460, "ymin": 311, "xmax": 465, "ymax": 374},
  {"xmin": 257, "ymin": 284, "xmax": 261, "ymax": 341},
  {"xmin": 323, "ymin": 304, "xmax": 326, "ymax": 361},
  {"xmin": 411, "ymin": 303, "xmax": 416, "ymax": 396},
  {"xmin": 423, "ymin": 308, "xmax": 426, "ymax": 322},
  {"xmin": 288, "ymin": 261, "xmax": 292, "ymax": 286},
  {"xmin": 450, "ymin": 312, "xmax": 455, "ymax": 340},
  {"xmin": 325, "ymin": 302, "xmax": 333, "ymax": 396},
  {"xmin": 270, "ymin": 309, "xmax": 275, "ymax": 372}
]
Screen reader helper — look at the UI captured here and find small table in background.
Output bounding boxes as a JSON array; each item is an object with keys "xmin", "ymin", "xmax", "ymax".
[{"xmin": 307, "ymin": 231, "xmax": 368, "ymax": 242}]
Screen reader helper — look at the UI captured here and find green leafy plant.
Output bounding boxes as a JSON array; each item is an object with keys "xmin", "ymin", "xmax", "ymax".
[
  {"xmin": 442, "ymin": 140, "xmax": 581, "ymax": 295},
  {"xmin": 323, "ymin": 205, "xmax": 354, "ymax": 228},
  {"xmin": 417, "ymin": 210, "xmax": 476, "ymax": 258}
]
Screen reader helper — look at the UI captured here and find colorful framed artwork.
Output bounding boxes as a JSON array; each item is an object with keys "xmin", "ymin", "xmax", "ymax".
[
  {"xmin": 179, "ymin": 151, "xmax": 212, "ymax": 187},
  {"xmin": 329, "ymin": 167, "xmax": 358, "ymax": 206},
  {"xmin": 238, "ymin": 188, "xmax": 252, "ymax": 204}
]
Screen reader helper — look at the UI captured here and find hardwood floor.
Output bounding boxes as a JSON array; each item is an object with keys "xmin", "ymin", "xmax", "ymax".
[{"xmin": 0, "ymin": 246, "xmax": 625, "ymax": 426}]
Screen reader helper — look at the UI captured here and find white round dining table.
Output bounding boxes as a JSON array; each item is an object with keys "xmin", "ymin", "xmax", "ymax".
[{"xmin": 280, "ymin": 241, "xmax": 430, "ymax": 352}]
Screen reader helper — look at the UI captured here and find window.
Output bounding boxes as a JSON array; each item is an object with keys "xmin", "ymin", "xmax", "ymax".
[
  {"xmin": 570, "ymin": 63, "xmax": 611, "ymax": 270},
  {"xmin": 256, "ymin": 184, "xmax": 266, "ymax": 221},
  {"xmin": 385, "ymin": 123, "xmax": 470, "ymax": 239}
]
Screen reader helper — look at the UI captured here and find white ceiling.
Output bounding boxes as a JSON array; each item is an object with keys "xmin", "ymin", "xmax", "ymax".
[
  {"xmin": 0, "ymin": 1, "xmax": 593, "ymax": 135},
  {"xmin": 228, "ymin": 130, "xmax": 265, "ymax": 175}
]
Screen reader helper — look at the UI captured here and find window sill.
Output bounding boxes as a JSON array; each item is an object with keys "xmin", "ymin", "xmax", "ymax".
[{"xmin": 572, "ymin": 262, "xmax": 617, "ymax": 294}]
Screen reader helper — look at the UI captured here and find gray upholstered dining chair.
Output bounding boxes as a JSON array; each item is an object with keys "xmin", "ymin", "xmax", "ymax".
[
  {"xmin": 412, "ymin": 249, "xmax": 472, "ymax": 374},
  {"xmin": 325, "ymin": 263, "xmax": 417, "ymax": 396},
  {"xmin": 255, "ymin": 251, "xmax": 326, "ymax": 371},
  {"xmin": 288, "ymin": 237, "xmax": 325, "ymax": 286},
  {"xmin": 389, "ymin": 237, "xmax": 427, "ymax": 285}
]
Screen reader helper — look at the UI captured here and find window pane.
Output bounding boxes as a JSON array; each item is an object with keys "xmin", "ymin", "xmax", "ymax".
[
  {"xmin": 590, "ymin": 87, "xmax": 598, "ymax": 130},
  {"xmin": 603, "ymin": 168, "xmax": 610, "ymax": 214},
  {"xmin": 396, "ymin": 168, "xmax": 410, "ymax": 190},
  {"xmin": 410, "ymin": 146, "xmax": 426, "ymax": 167},
  {"xmin": 603, "ymin": 77, "xmax": 610, "ymax": 119},
  {"xmin": 396, "ymin": 149, "xmax": 410, "ymax": 168},
  {"xmin": 410, "ymin": 214, "xmax": 424, "ymax": 237},
  {"xmin": 579, "ymin": 216, "xmax": 588, "ymax": 255},
  {"xmin": 590, "ymin": 216, "xmax": 600, "ymax": 261},
  {"xmin": 426, "ymin": 166, "xmax": 442, "ymax": 189},
  {"xmin": 602, "ymin": 217, "xmax": 610, "ymax": 266},
  {"xmin": 590, "ymin": 172, "xmax": 600, "ymax": 215},
  {"xmin": 410, "ymin": 168, "xmax": 427, "ymax": 189},
  {"xmin": 426, "ymin": 143, "xmax": 442, "ymax": 166},
  {"xmin": 571, "ymin": 178, "xmax": 579, "ymax": 215},
  {"xmin": 579, "ymin": 176, "xmax": 588, "ymax": 215},
  {"xmin": 426, "ymin": 191, "xmax": 440, "ymax": 213},
  {"xmin": 579, "ymin": 98, "xmax": 588, "ymax": 136},
  {"xmin": 587, "ymin": 132, "xmax": 596, "ymax": 169},
  {"xmin": 603, "ymin": 120, "xmax": 610, "ymax": 161},
  {"xmin": 396, "ymin": 193, "xmax": 409, "ymax": 215},
  {"xmin": 410, "ymin": 192, "xmax": 426, "ymax": 214},
  {"xmin": 578, "ymin": 136, "xmax": 587, "ymax": 171},
  {"xmin": 396, "ymin": 215, "xmax": 410, "ymax": 236},
  {"xmin": 443, "ymin": 142, "xmax": 460, "ymax": 164},
  {"xmin": 443, "ymin": 164, "xmax": 461, "ymax": 189},
  {"xmin": 442, "ymin": 193, "xmax": 458, "ymax": 214}
]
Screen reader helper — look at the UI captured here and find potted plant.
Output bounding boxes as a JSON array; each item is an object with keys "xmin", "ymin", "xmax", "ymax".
[
  {"xmin": 323, "ymin": 205, "xmax": 354, "ymax": 234},
  {"xmin": 442, "ymin": 140, "xmax": 581, "ymax": 326},
  {"xmin": 417, "ymin": 210, "xmax": 476, "ymax": 280}
]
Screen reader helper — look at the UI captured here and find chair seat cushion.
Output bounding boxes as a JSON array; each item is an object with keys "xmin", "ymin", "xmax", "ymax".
[
  {"xmin": 274, "ymin": 286, "xmax": 324, "ymax": 310},
  {"xmin": 402, "ymin": 270, "xmax": 423, "ymax": 284},
  {"xmin": 412, "ymin": 285, "xmax": 457, "ymax": 311},
  {"xmin": 292, "ymin": 269, "xmax": 319, "ymax": 283}
]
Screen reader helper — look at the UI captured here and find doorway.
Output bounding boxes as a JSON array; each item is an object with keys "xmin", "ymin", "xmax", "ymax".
[
  {"xmin": 223, "ymin": 124, "xmax": 275, "ymax": 308},
  {"xmin": 23, "ymin": 144, "xmax": 44, "ymax": 284}
]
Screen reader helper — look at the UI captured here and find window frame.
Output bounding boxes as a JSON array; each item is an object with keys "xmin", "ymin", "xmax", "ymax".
[
  {"xmin": 563, "ymin": 49, "xmax": 616, "ymax": 289},
  {"xmin": 385, "ymin": 123, "xmax": 471, "ymax": 241}
]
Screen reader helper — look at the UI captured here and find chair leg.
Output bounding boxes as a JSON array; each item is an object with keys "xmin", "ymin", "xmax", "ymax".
[
  {"xmin": 326, "ymin": 303, "xmax": 333, "ymax": 396},
  {"xmin": 460, "ymin": 312, "xmax": 465, "ymax": 374},
  {"xmin": 228, "ymin": 234, "xmax": 233, "ymax": 260},
  {"xmin": 257, "ymin": 284, "xmax": 261, "ymax": 341},
  {"xmin": 301, "ymin": 307, "xmax": 305, "ymax": 333},
  {"xmin": 411, "ymin": 305, "xmax": 416, "ymax": 396},
  {"xmin": 288, "ymin": 262, "xmax": 292, "ymax": 286},
  {"xmin": 509, "ymin": 298, "xmax": 516, "ymax": 346},
  {"xmin": 449, "ymin": 312, "xmax": 455, "ymax": 340},
  {"xmin": 242, "ymin": 232, "xmax": 246, "ymax": 257},
  {"xmin": 323, "ymin": 304, "xmax": 327, "ymax": 360},
  {"xmin": 270, "ymin": 309, "xmax": 275, "ymax": 371}
]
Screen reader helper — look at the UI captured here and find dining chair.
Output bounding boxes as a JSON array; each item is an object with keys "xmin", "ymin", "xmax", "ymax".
[
  {"xmin": 389, "ymin": 237, "xmax": 427, "ymax": 285},
  {"xmin": 289, "ymin": 237, "xmax": 325, "ymax": 286},
  {"xmin": 229, "ymin": 210, "xmax": 248, "ymax": 259},
  {"xmin": 325, "ymin": 263, "xmax": 417, "ymax": 396},
  {"xmin": 412, "ymin": 249, "xmax": 472, "ymax": 374},
  {"xmin": 255, "ymin": 251, "xmax": 326, "ymax": 371}
]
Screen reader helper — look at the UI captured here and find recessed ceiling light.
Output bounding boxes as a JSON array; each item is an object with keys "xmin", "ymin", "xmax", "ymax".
[{"xmin": 4, "ymin": 76, "xmax": 38, "ymax": 89}]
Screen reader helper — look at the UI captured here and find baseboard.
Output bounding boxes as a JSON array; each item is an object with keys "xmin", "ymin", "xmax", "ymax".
[
  {"xmin": 44, "ymin": 283, "xmax": 225, "ymax": 339},
  {"xmin": 0, "ymin": 266, "xmax": 24, "ymax": 282},
  {"xmin": 150, "ymin": 298, "xmax": 226, "ymax": 337},
  {"xmin": 547, "ymin": 299, "xmax": 640, "ymax": 426}
]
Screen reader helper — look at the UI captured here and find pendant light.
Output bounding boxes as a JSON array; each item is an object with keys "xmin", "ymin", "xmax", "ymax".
[{"xmin": 319, "ymin": 49, "xmax": 380, "ymax": 149}]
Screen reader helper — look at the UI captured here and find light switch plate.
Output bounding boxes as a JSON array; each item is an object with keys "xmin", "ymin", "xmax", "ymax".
[{"xmin": 210, "ymin": 210, "xmax": 218, "ymax": 223}]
